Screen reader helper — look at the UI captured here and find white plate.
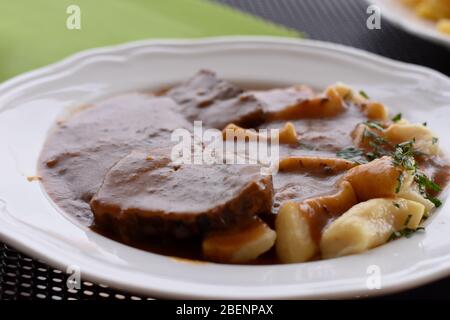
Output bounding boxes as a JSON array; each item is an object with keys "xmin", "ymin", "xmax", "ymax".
[
  {"xmin": 369, "ymin": 0, "xmax": 450, "ymax": 47},
  {"xmin": 0, "ymin": 37, "xmax": 450, "ymax": 299}
]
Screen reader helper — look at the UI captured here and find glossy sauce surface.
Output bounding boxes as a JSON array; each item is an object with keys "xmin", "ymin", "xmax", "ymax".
[{"xmin": 39, "ymin": 94, "xmax": 193, "ymax": 225}]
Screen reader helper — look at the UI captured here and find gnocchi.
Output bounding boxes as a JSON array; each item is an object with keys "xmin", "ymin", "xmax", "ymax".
[
  {"xmin": 276, "ymin": 182, "xmax": 358, "ymax": 263},
  {"xmin": 320, "ymin": 198, "xmax": 426, "ymax": 259},
  {"xmin": 202, "ymin": 219, "xmax": 276, "ymax": 263}
]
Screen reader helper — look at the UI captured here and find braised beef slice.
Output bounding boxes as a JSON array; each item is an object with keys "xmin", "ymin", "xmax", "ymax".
[
  {"xmin": 90, "ymin": 150, "xmax": 274, "ymax": 240},
  {"xmin": 167, "ymin": 70, "xmax": 315, "ymax": 129},
  {"xmin": 167, "ymin": 70, "xmax": 243, "ymax": 118},
  {"xmin": 167, "ymin": 70, "xmax": 266, "ymax": 129},
  {"xmin": 196, "ymin": 94, "xmax": 265, "ymax": 129},
  {"xmin": 39, "ymin": 94, "xmax": 192, "ymax": 224},
  {"xmin": 251, "ymin": 85, "xmax": 314, "ymax": 117}
]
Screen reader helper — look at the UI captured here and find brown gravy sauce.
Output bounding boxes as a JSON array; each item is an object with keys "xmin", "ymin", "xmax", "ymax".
[{"xmin": 38, "ymin": 82, "xmax": 450, "ymax": 265}]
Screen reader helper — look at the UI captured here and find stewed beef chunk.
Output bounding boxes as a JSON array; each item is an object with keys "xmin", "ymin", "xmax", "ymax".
[
  {"xmin": 167, "ymin": 70, "xmax": 243, "ymax": 120},
  {"xmin": 167, "ymin": 70, "xmax": 315, "ymax": 129},
  {"xmin": 90, "ymin": 149, "xmax": 273, "ymax": 241},
  {"xmin": 38, "ymin": 94, "xmax": 192, "ymax": 224}
]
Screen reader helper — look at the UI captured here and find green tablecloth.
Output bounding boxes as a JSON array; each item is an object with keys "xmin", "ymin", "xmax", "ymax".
[{"xmin": 0, "ymin": 0, "xmax": 299, "ymax": 82}]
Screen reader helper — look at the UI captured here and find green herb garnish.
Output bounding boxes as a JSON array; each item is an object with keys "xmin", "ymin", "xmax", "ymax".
[
  {"xmin": 428, "ymin": 197, "xmax": 442, "ymax": 208},
  {"xmin": 415, "ymin": 173, "xmax": 442, "ymax": 193},
  {"xmin": 392, "ymin": 140, "xmax": 416, "ymax": 171},
  {"xmin": 414, "ymin": 173, "xmax": 442, "ymax": 207},
  {"xmin": 359, "ymin": 90, "xmax": 369, "ymax": 99},
  {"xmin": 364, "ymin": 120, "xmax": 384, "ymax": 131},
  {"xmin": 336, "ymin": 147, "xmax": 368, "ymax": 164},
  {"xmin": 388, "ymin": 227, "xmax": 425, "ymax": 241},
  {"xmin": 392, "ymin": 113, "xmax": 402, "ymax": 122},
  {"xmin": 363, "ymin": 128, "xmax": 388, "ymax": 145},
  {"xmin": 299, "ymin": 142, "xmax": 315, "ymax": 150}
]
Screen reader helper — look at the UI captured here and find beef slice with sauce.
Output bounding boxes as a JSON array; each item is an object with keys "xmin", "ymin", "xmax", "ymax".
[
  {"xmin": 262, "ymin": 105, "xmax": 367, "ymax": 155},
  {"xmin": 167, "ymin": 70, "xmax": 244, "ymax": 120},
  {"xmin": 198, "ymin": 86, "xmax": 316, "ymax": 129},
  {"xmin": 38, "ymin": 94, "xmax": 192, "ymax": 224},
  {"xmin": 90, "ymin": 149, "xmax": 274, "ymax": 240},
  {"xmin": 167, "ymin": 70, "xmax": 315, "ymax": 129},
  {"xmin": 250, "ymin": 85, "xmax": 315, "ymax": 118}
]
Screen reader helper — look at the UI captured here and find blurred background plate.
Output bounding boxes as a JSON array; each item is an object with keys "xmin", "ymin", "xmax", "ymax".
[{"xmin": 368, "ymin": 0, "xmax": 450, "ymax": 47}]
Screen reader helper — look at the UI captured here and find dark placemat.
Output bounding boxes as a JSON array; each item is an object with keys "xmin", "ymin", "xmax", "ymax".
[
  {"xmin": 0, "ymin": 244, "xmax": 150, "ymax": 300},
  {"xmin": 1, "ymin": 0, "xmax": 449, "ymax": 300}
]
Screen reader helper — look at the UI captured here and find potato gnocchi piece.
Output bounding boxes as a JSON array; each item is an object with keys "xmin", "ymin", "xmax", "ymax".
[
  {"xmin": 275, "ymin": 202, "xmax": 317, "ymax": 263},
  {"xmin": 222, "ymin": 123, "xmax": 260, "ymax": 141},
  {"xmin": 278, "ymin": 156, "xmax": 356, "ymax": 173},
  {"xmin": 278, "ymin": 122, "xmax": 298, "ymax": 145},
  {"xmin": 333, "ymin": 83, "xmax": 388, "ymax": 120},
  {"xmin": 343, "ymin": 156, "xmax": 435, "ymax": 212},
  {"xmin": 343, "ymin": 156, "xmax": 413, "ymax": 201},
  {"xmin": 364, "ymin": 102, "xmax": 389, "ymax": 120},
  {"xmin": 351, "ymin": 122, "xmax": 372, "ymax": 148},
  {"xmin": 202, "ymin": 219, "xmax": 276, "ymax": 263},
  {"xmin": 303, "ymin": 181, "xmax": 358, "ymax": 217},
  {"xmin": 352, "ymin": 119, "xmax": 439, "ymax": 156},
  {"xmin": 333, "ymin": 83, "xmax": 368, "ymax": 105},
  {"xmin": 397, "ymin": 188, "xmax": 435, "ymax": 215},
  {"xmin": 320, "ymin": 198, "xmax": 426, "ymax": 259},
  {"xmin": 276, "ymin": 181, "xmax": 357, "ymax": 263},
  {"xmin": 222, "ymin": 122, "xmax": 297, "ymax": 145},
  {"xmin": 383, "ymin": 121, "xmax": 439, "ymax": 155},
  {"xmin": 332, "ymin": 82, "xmax": 352, "ymax": 99}
]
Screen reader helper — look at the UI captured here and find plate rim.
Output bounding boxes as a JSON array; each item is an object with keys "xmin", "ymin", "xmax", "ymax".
[
  {"xmin": 0, "ymin": 36, "xmax": 450, "ymax": 299},
  {"xmin": 1, "ymin": 36, "xmax": 449, "ymax": 96}
]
